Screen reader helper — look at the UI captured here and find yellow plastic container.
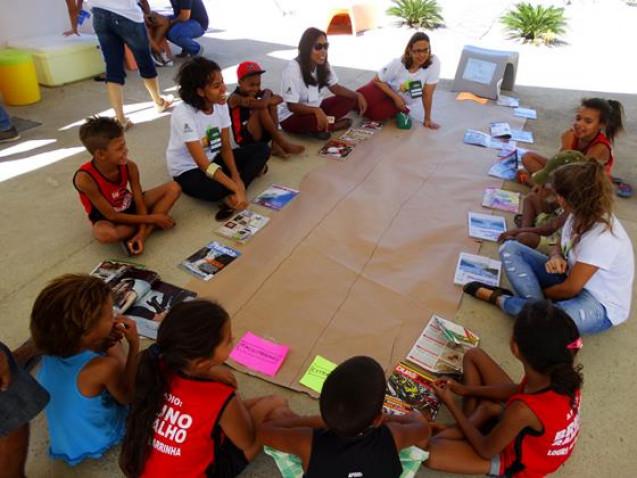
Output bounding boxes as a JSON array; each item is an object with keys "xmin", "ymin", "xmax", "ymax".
[{"xmin": 0, "ymin": 49, "xmax": 41, "ymax": 105}]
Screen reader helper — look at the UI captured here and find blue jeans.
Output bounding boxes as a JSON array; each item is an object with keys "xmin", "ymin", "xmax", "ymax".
[
  {"xmin": 92, "ymin": 7, "xmax": 157, "ymax": 84},
  {"xmin": 0, "ymin": 103, "xmax": 12, "ymax": 131},
  {"xmin": 167, "ymin": 19, "xmax": 205, "ymax": 55},
  {"xmin": 498, "ymin": 240, "xmax": 613, "ymax": 335}
]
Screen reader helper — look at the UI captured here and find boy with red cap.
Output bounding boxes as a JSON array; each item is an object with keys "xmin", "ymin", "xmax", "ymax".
[{"xmin": 228, "ymin": 61, "xmax": 304, "ymax": 158}]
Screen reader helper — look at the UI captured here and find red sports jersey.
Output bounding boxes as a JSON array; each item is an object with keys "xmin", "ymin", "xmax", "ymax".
[
  {"xmin": 74, "ymin": 160, "xmax": 133, "ymax": 221},
  {"xmin": 141, "ymin": 374, "xmax": 235, "ymax": 478},
  {"xmin": 571, "ymin": 131, "xmax": 614, "ymax": 175},
  {"xmin": 499, "ymin": 382, "xmax": 581, "ymax": 477}
]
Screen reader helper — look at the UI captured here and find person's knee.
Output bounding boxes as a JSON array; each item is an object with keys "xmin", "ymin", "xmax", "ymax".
[
  {"xmin": 166, "ymin": 181, "xmax": 182, "ymax": 200},
  {"xmin": 93, "ymin": 226, "xmax": 121, "ymax": 244},
  {"xmin": 498, "ymin": 239, "xmax": 520, "ymax": 257},
  {"xmin": 516, "ymin": 232, "xmax": 540, "ymax": 249}
]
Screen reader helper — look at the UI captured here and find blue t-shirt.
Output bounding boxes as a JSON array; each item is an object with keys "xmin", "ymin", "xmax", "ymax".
[
  {"xmin": 170, "ymin": 0, "xmax": 209, "ymax": 30},
  {"xmin": 37, "ymin": 350, "xmax": 127, "ymax": 465}
]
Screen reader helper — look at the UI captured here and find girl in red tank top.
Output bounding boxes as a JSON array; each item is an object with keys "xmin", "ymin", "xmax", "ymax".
[
  {"xmin": 119, "ymin": 300, "xmax": 291, "ymax": 478},
  {"xmin": 426, "ymin": 301, "xmax": 583, "ymax": 477},
  {"xmin": 520, "ymin": 97, "xmax": 624, "ymax": 181}
]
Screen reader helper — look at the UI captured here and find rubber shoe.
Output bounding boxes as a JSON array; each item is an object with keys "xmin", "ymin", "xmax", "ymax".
[{"xmin": 0, "ymin": 126, "xmax": 20, "ymax": 143}]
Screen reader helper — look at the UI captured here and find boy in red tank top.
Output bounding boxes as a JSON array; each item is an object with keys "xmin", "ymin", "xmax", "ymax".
[
  {"xmin": 73, "ymin": 117, "xmax": 181, "ymax": 255},
  {"xmin": 426, "ymin": 301, "xmax": 583, "ymax": 477}
]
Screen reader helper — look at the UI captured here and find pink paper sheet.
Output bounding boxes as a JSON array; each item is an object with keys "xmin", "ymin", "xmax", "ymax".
[{"xmin": 229, "ymin": 332, "xmax": 289, "ymax": 377}]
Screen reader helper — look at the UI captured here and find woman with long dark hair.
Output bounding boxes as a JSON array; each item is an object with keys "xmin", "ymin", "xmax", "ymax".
[
  {"xmin": 464, "ymin": 160, "xmax": 634, "ymax": 335},
  {"xmin": 357, "ymin": 32, "xmax": 440, "ymax": 128},
  {"xmin": 279, "ymin": 27, "xmax": 367, "ymax": 140}
]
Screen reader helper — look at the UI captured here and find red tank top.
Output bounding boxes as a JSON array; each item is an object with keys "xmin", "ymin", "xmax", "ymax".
[
  {"xmin": 499, "ymin": 383, "xmax": 581, "ymax": 477},
  {"xmin": 571, "ymin": 131, "xmax": 614, "ymax": 174},
  {"xmin": 74, "ymin": 160, "xmax": 133, "ymax": 220},
  {"xmin": 141, "ymin": 374, "xmax": 235, "ymax": 478}
]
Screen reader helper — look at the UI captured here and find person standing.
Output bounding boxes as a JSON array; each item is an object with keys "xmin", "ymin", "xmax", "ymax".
[{"xmin": 0, "ymin": 104, "xmax": 20, "ymax": 143}]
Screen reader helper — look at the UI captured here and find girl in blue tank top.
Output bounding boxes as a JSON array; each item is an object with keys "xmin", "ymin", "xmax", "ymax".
[{"xmin": 30, "ymin": 274, "xmax": 140, "ymax": 465}]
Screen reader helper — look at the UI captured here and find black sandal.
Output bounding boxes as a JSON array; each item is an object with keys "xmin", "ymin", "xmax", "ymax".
[
  {"xmin": 463, "ymin": 281, "xmax": 513, "ymax": 305},
  {"xmin": 215, "ymin": 203, "xmax": 235, "ymax": 222}
]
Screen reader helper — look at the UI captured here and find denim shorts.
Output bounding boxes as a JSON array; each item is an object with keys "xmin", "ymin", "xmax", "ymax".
[
  {"xmin": 0, "ymin": 342, "xmax": 49, "ymax": 436},
  {"xmin": 92, "ymin": 7, "xmax": 157, "ymax": 84}
]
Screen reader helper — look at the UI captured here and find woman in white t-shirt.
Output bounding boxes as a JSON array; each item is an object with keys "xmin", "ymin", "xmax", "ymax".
[
  {"xmin": 279, "ymin": 27, "xmax": 367, "ymax": 140},
  {"xmin": 463, "ymin": 160, "xmax": 634, "ymax": 335},
  {"xmin": 167, "ymin": 58, "xmax": 270, "ymax": 221},
  {"xmin": 358, "ymin": 32, "xmax": 440, "ymax": 128}
]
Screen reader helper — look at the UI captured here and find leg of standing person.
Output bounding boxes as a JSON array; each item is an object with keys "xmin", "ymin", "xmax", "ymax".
[
  {"xmin": 0, "ymin": 104, "xmax": 20, "ymax": 143},
  {"xmin": 356, "ymin": 81, "xmax": 400, "ymax": 122},
  {"xmin": 167, "ymin": 20, "xmax": 205, "ymax": 56}
]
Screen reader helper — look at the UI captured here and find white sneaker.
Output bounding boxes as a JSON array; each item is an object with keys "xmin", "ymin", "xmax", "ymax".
[
  {"xmin": 160, "ymin": 51, "xmax": 174, "ymax": 67},
  {"xmin": 196, "ymin": 44, "xmax": 205, "ymax": 57},
  {"xmin": 151, "ymin": 51, "xmax": 166, "ymax": 67}
]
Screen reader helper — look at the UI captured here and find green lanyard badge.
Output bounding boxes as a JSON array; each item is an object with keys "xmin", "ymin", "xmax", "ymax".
[{"xmin": 409, "ymin": 80, "xmax": 423, "ymax": 99}]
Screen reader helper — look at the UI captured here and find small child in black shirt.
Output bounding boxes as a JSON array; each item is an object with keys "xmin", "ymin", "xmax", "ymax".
[{"xmin": 258, "ymin": 356, "xmax": 430, "ymax": 477}]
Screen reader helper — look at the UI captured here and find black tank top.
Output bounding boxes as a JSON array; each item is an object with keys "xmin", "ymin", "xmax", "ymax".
[{"xmin": 304, "ymin": 425, "xmax": 402, "ymax": 478}]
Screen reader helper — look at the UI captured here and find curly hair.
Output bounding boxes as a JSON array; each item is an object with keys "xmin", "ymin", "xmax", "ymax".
[
  {"xmin": 402, "ymin": 32, "xmax": 433, "ymax": 70},
  {"xmin": 176, "ymin": 57, "xmax": 222, "ymax": 111},
  {"xmin": 551, "ymin": 159, "xmax": 614, "ymax": 242},
  {"xmin": 30, "ymin": 274, "xmax": 112, "ymax": 357}
]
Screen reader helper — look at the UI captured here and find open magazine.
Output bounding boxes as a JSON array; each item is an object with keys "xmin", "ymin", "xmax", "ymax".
[
  {"xmin": 216, "ymin": 209, "xmax": 270, "ymax": 244},
  {"xmin": 482, "ymin": 187, "xmax": 520, "ymax": 213},
  {"xmin": 489, "ymin": 149, "xmax": 518, "ymax": 180},
  {"xmin": 463, "ymin": 129, "xmax": 506, "ymax": 149},
  {"xmin": 180, "ymin": 241, "xmax": 240, "ymax": 281},
  {"xmin": 454, "ymin": 252, "xmax": 502, "ymax": 287},
  {"xmin": 340, "ymin": 128, "xmax": 374, "ymax": 144},
  {"xmin": 319, "ymin": 139, "xmax": 354, "ymax": 160},
  {"xmin": 383, "ymin": 361, "xmax": 440, "ymax": 420},
  {"xmin": 468, "ymin": 212, "xmax": 507, "ymax": 242},
  {"xmin": 90, "ymin": 261, "xmax": 196, "ymax": 339},
  {"xmin": 489, "ymin": 122, "xmax": 512, "ymax": 139},
  {"xmin": 406, "ymin": 315, "xmax": 480, "ymax": 374}
]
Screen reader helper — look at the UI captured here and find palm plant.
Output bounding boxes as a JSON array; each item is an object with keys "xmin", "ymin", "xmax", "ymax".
[
  {"xmin": 501, "ymin": 3, "xmax": 567, "ymax": 44},
  {"xmin": 387, "ymin": 0, "xmax": 444, "ymax": 29}
]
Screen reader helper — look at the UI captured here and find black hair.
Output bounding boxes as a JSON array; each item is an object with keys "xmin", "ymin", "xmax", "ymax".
[
  {"xmin": 581, "ymin": 98, "xmax": 625, "ymax": 143},
  {"xmin": 402, "ymin": 32, "xmax": 433, "ymax": 70},
  {"xmin": 296, "ymin": 27, "xmax": 331, "ymax": 89},
  {"xmin": 513, "ymin": 301, "xmax": 583, "ymax": 407},
  {"xmin": 176, "ymin": 57, "xmax": 222, "ymax": 111},
  {"xmin": 79, "ymin": 116, "xmax": 123, "ymax": 154},
  {"xmin": 120, "ymin": 300, "xmax": 230, "ymax": 477},
  {"xmin": 319, "ymin": 356, "xmax": 386, "ymax": 437}
]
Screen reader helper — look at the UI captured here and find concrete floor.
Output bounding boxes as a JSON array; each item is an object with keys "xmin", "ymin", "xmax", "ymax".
[{"xmin": 2, "ymin": 15, "xmax": 637, "ymax": 478}]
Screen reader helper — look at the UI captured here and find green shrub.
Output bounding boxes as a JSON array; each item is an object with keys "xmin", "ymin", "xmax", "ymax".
[
  {"xmin": 387, "ymin": 0, "xmax": 444, "ymax": 29},
  {"xmin": 501, "ymin": 3, "xmax": 567, "ymax": 44}
]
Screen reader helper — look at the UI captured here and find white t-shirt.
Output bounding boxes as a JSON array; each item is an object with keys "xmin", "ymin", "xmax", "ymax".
[
  {"xmin": 166, "ymin": 102, "xmax": 232, "ymax": 178},
  {"xmin": 561, "ymin": 214, "xmax": 634, "ymax": 325},
  {"xmin": 279, "ymin": 59, "xmax": 339, "ymax": 122},
  {"xmin": 88, "ymin": 0, "xmax": 144, "ymax": 23},
  {"xmin": 377, "ymin": 55, "xmax": 440, "ymax": 107}
]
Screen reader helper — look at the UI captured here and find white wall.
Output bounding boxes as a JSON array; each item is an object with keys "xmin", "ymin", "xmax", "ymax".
[{"xmin": 0, "ymin": 0, "xmax": 70, "ymax": 47}]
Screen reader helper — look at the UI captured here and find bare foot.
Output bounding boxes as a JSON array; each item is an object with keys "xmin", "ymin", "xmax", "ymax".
[
  {"xmin": 282, "ymin": 141, "xmax": 305, "ymax": 155},
  {"xmin": 271, "ymin": 142, "xmax": 289, "ymax": 158}
]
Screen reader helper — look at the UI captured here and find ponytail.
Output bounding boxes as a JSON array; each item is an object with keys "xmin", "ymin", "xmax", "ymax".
[
  {"xmin": 120, "ymin": 346, "xmax": 167, "ymax": 477},
  {"xmin": 119, "ymin": 300, "xmax": 230, "ymax": 477},
  {"xmin": 514, "ymin": 301, "xmax": 583, "ymax": 408},
  {"xmin": 581, "ymin": 98, "xmax": 625, "ymax": 143}
]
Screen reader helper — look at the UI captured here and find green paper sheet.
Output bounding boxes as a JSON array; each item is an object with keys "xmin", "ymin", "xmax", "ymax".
[{"xmin": 299, "ymin": 355, "xmax": 337, "ymax": 393}]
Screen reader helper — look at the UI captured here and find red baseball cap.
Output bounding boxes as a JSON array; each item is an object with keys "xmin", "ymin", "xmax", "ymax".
[{"xmin": 237, "ymin": 61, "xmax": 266, "ymax": 80}]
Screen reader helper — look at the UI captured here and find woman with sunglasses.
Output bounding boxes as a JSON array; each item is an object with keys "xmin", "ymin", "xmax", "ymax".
[
  {"xmin": 358, "ymin": 32, "xmax": 440, "ymax": 128},
  {"xmin": 279, "ymin": 27, "xmax": 367, "ymax": 140}
]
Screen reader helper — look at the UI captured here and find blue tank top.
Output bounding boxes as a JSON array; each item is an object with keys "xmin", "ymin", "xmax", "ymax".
[{"xmin": 37, "ymin": 350, "xmax": 127, "ymax": 465}]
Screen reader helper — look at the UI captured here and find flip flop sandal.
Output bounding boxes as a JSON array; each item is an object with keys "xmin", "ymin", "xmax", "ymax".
[
  {"xmin": 611, "ymin": 176, "xmax": 623, "ymax": 185},
  {"xmin": 463, "ymin": 281, "xmax": 514, "ymax": 305},
  {"xmin": 616, "ymin": 181, "xmax": 633, "ymax": 198},
  {"xmin": 215, "ymin": 203, "xmax": 235, "ymax": 222}
]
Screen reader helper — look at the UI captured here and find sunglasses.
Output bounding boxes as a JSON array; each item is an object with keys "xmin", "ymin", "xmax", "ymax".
[{"xmin": 313, "ymin": 42, "xmax": 330, "ymax": 51}]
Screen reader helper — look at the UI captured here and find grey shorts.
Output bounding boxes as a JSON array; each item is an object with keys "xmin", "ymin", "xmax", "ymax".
[
  {"xmin": 487, "ymin": 454, "xmax": 503, "ymax": 477},
  {"xmin": 0, "ymin": 342, "xmax": 49, "ymax": 437}
]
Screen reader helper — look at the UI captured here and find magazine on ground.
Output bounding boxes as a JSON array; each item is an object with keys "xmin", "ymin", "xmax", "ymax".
[
  {"xmin": 90, "ymin": 261, "xmax": 196, "ymax": 339},
  {"xmin": 514, "ymin": 107, "xmax": 537, "ymax": 120},
  {"xmin": 510, "ymin": 130, "xmax": 534, "ymax": 143},
  {"xmin": 383, "ymin": 361, "xmax": 441, "ymax": 420},
  {"xmin": 454, "ymin": 252, "xmax": 502, "ymax": 287},
  {"xmin": 468, "ymin": 212, "xmax": 507, "ymax": 242},
  {"xmin": 180, "ymin": 241, "xmax": 240, "ymax": 281},
  {"xmin": 340, "ymin": 128, "xmax": 374, "ymax": 143},
  {"xmin": 319, "ymin": 139, "xmax": 354, "ymax": 160},
  {"xmin": 406, "ymin": 314, "xmax": 480, "ymax": 374},
  {"xmin": 489, "ymin": 122, "xmax": 512, "ymax": 139},
  {"xmin": 482, "ymin": 187, "xmax": 521, "ymax": 213},
  {"xmin": 359, "ymin": 120, "xmax": 383, "ymax": 131},
  {"xmin": 216, "ymin": 209, "xmax": 270, "ymax": 244},
  {"xmin": 496, "ymin": 95, "xmax": 520, "ymax": 108},
  {"xmin": 463, "ymin": 129, "xmax": 506, "ymax": 149},
  {"xmin": 252, "ymin": 184, "xmax": 299, "ymax": 211},
  {"xmin": 489, "ymin": 150, "xmax": 518, "ymax": 180}
]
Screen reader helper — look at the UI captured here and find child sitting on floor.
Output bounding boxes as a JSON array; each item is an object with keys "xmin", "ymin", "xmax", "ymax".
[
  {"xmin": 74, "ymin": 116, "xmax": 181, "ymax": 256},
  {"xmin": 120, "ymin": 299, "xmax": 291, "ymax": 478},
  {"xmin": 427, "ymin": 301, "xmax": 582, "ymax": 477},
  {"xmin": 31, "ymin": 274, "xmax": 140, "ymax": 465},
  {"xmin": 228, "ymin": 61, "xmax": 304, "ymax": 158},
  {"xmin": 258, "ymin": 355, "xmax": 430, "ymax": 478}
]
